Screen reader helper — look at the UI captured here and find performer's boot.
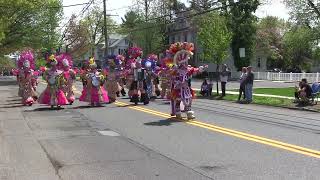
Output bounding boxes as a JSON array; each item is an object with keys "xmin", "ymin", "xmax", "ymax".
[
  {"xmin": 141, "ymin": 93, "xmax": 149, "ymax": 105},
  {"xmin": 116, "ymin": 91, "xmax": 120, "ymax": 97},
  {"xmin": 121, "ymin": 88, "xmax": 126, "ymax": 96},
  {"xmin": 131, "ymin": 94, "xmax": 139, "ymax": 105},
  {"xmin": 155, "ymin": 89, "xmax": 161, "ymax": 97},
  {"xmin": 187, "ymin": 111, "xmax": 195, "ymax": 120}
]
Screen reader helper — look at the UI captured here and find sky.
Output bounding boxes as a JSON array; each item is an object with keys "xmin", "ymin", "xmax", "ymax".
[{"xmin": 62, "ymin": 0, "xmax": 290, "ymax": 25}]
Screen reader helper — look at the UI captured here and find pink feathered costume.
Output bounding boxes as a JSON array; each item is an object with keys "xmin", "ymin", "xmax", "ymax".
[
  {"xmin": 79, "ymin": 57, "xmax": 109, "ymax": 106},
  {"xmin": 38, "ymin": 55, "xmax": 69, "ymax": 107}
]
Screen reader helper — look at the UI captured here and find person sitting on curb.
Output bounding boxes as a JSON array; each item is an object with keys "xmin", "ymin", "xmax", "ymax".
[
  {"xmin": 200, "ymin": 78, "xmax": 210, "ymax": 97},
  {"xmin": 294, "ymin": 78, "xmax": 312, "ymax": 104}
]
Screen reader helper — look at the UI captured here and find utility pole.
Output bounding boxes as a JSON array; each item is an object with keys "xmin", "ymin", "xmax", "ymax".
[
  {"xmin": 103, "ymin": 0, "xmax": 108, "ymax": 57},
  {"xmin": 145, "ymin": 0, "xmax": 149, "ymax": 55}
]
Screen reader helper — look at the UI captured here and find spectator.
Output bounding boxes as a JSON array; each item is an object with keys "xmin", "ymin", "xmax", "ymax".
[
  {"xmin": 244, "ymin": 66, "xmax": 254, "ymax": 103},
  {"xmin": 294, "ymin": 78, "xmax": 312, "ymax": 103},
  {"xmin": 220, "ymin": 64, "xmax": 230, "ymax": 97},
  {"xmin": 238, "ymin": 67, "xmax": 247, "ymax": 102},
  {"xmin": 200, "ymin": 78, "xmax": 210, "ymax": 97}
]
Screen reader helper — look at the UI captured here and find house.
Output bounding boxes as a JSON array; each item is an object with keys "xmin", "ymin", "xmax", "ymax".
[
  {"xmin": 78, "ymin": 34, "xmax": 130, "ymax": 64},
  {"xmin": 166, "ymin": 15, "xmax": 268, "ymax": 77}
]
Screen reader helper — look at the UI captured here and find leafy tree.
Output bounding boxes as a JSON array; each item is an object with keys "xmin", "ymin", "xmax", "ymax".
[
  {"xmin": 283, "ymin": 26, "xmax": 315, "ymax": 71},
  {"xmin": 226, "ymin": 0, "xmax": 260, "ymax": 71},
  {"xmin": 0, "ymin": 56, "xmax": 15, "ymax": 72},
  {"xmin": 197, "ymin": 12, "xmax": 232, "ymax": 94},
  {"xmin": 284, "ymin": 0, "xmax": 319, "ymax": 26},
  {"xmin": 256, "ymin": 16, "xmax": 288, "ymax": 69},
  {"xmin": 0, "ymin": 0, "xmax": 62, "ymax": 54}
]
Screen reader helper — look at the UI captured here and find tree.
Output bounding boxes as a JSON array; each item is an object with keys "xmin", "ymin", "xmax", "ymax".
[
  {"xmin": 226, "ymin": 0, "xmax": 260, "ymax": 71},
  {"xmin": 0, "ymin": 0, "xmax": 62, "ymax": 55},
  {"xmin": 283, "ymin": 26, "xmax": 315, "ymax": 71},
  {"xmin": 63, "ymin": 7, "xmax": 116, "ymax": 59},
  {"xmin": 197, "ymin": 12, "xmax": 232, "ymax": 95},
  {"xmin": 256, "ymin": 16, "xmax": 288, "ymax": 69},
  {"xmin": 0, "ymin": 56, "xmax": 15, "ymax": 73},
  {"xmin": 284, "ymin": 0, "xmax": 319, "ymax": 26}
]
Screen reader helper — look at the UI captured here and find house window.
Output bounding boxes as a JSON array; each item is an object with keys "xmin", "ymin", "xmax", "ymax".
[
  {"xmin": 257, "ymin": 57, "xmax": 261, "ymax": 68},
  {"xmin": 184, "ymin": 34, "xmax": 188, "ymax": 42},
  {"xmin": 177, "ymin": 35, "xmax": 181, "ymax": 42},
  {"xmin": 171, "ymin": 36, "xmax": 175, "ymax": 43},
  {"xmin": 118, "ymin": 49, "xmax": 121, "ymax": 54},
  {"xmin": 125, "ymin": 39, "xmax": 129, "ymax": 45}
]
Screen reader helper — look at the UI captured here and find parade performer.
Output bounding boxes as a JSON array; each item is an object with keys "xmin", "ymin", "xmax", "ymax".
[
  {"xmin": 169, "ymin": 42, "xmax": 206, "ymax": 119},
  {"xmin": 38, "ymin": 54, "xmax": 69, "ymax": 108},
  {"xmin": 125, "ymin": 47, "xmax": 142, "ymax": 98},
  {"xmin": 159, "ymin": 51, "xmax": 174, "ymax": 99},
  {"xmin": 79, "ymin": 57, "xmax": 109, "ymax": 106},
  {"xmin": 126, "ymin": 47, "xmax": 150, "ymax": 105},
  {"xmin": 141, "ymin": 54, "xmax": 158, "ymax": 99},
  {"xmin": 116, "ymin": 55, "xmax": 126, "ymax": 97},
  {"xmin": 103, "ymin": 55, "xmax": 122, "ymax": 103},
  {"xmin": 17, "ymin": 50, "xmax": 38, "ymax": 106},
  {"xmin": 57, "ymin": 53, "xmax": 76, "ymax": 105}
]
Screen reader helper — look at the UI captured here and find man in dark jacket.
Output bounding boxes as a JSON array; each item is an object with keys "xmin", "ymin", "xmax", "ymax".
[{"xmin": 244, "ymin": 66, "xmax": 254, "ymax": 103}]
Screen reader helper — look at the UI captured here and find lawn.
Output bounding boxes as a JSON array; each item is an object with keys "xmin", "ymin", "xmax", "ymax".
[
  {"xmin": 230, "ymin": 87, "xmax": 295, "ymax": 97},
  {"xmin": 253, "ymin": 87, "xmax": 295, "ymax": 97}
]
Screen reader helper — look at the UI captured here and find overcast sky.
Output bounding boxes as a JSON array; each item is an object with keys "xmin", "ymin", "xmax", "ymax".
[{"xmin": 62, "ymin": 0, "xmax": 290, "ymax": 24}]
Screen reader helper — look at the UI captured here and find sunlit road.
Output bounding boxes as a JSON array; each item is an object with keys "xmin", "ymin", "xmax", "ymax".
[{"xmin": 1, "ymin": 76, "xmax": 319, "ymax": 180}]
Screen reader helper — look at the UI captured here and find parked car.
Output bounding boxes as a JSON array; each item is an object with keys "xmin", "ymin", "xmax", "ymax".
[{"xmin": 266, "ymin": 68, "xmax": 282, "ymax": 73}]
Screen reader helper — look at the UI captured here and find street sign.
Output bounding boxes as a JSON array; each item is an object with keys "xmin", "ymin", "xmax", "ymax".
[{"xmin": 239, "ymin": 48, "xmax": 245, "ymax": 58}]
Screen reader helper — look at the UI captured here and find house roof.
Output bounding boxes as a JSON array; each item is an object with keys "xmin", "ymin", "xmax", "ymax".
[{"xmin": 102, "ymin": 34, "xmax": 127, "ymax": 49}]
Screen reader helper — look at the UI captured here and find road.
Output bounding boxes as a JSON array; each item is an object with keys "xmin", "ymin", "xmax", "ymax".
[{"xmin": 0, "ymin": 76, "xmax": 319, "ymax": 180}]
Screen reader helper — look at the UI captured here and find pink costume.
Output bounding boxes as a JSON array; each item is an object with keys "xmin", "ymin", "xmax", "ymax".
[
  {"xmin": 17, "ymin": 50, "xmax": 38, "ymax": 106},
  {"xmin": 57, "ymin": 53, "xmax": 76, "ymax": 104},
  {"xmin": 169, "ymin": 42, "xmax": 205, "ymax": 119},
  {"xmin": 38, "ymin": 55, "xmax": 69, "ymax": 108},
  {"xmin": 79, "ymin": 57, "xmax": 109, "ymax": 106}
]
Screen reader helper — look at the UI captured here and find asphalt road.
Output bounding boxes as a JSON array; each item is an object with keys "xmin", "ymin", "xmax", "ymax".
[{"xmin": 0, "ymin": 76, "xmax": 319, "ymax": 180}]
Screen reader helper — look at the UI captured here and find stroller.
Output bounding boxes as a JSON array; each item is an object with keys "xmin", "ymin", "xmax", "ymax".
[{"xmin": 311, "ymin": 82, "xmax": 320, "ymax": 104}]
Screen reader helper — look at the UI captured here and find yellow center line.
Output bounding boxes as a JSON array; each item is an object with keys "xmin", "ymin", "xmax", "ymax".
[{"xmin": 114, "ymin": 101, "xmax": 320, "ymax": 159}]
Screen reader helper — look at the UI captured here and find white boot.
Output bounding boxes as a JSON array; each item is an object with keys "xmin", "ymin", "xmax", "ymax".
[
  {"xmin": 175, "ymin": 112, "xmax": 182, "ymax": 119},
  {"xmin": 187, "ymin": 111, "xmax": 195, "ymax": 120}
]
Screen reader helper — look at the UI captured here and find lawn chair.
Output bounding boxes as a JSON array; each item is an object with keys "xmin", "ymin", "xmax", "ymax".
[{"xmin": 311, "ymin": 82, "xmax": 320, "ymax": 105}]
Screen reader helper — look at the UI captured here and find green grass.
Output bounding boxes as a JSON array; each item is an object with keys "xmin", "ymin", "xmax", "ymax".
[
  {"xmin": 231, "ymin": 87, "xmax": 295, "ymax": 97},
  {"xmin": 196, "ymin": 92, "xmax": 292, "ymax": 107}
]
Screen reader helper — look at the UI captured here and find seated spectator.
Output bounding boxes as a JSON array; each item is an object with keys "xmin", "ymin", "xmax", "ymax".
[
  {"xmin": 200, "ymin": 79, "xmax": 210, "ymax": 97},
  {"xmin": 295, "ymin": 78, "xmax": 312, "ymax": 103}
]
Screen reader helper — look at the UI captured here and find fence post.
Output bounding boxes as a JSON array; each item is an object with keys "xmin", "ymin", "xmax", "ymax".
[
  {"xmin": 258, "ymin": 72, "xmax": 260, "ymax": 80},
  {"xmin": 290, "ymin": 72, "xmax": 292, "ymax": 82},
  {"xmin": 317, "ymin": 72, "xmax": 319, "ymax": 82},
  {"xmin": 267, "ymin": 72, "xmax": 270, "ymax": 80},
  {"xmin": 278, "ymin": 72, "xmax": 281, "ymax": 81}
]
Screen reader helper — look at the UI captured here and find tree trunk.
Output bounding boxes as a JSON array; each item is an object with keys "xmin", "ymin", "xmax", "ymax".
[{"xmin": 216, "ymin": 64, "xmax": 220, "ymax": 95}]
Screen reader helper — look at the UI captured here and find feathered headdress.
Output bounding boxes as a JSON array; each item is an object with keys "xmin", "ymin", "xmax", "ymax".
[
  {"xmin": 169, "ymin": 42, "xmax": 194, "ymax": 66},
  {"xmin": 142, "ymin": 54, "xmax": 158, "ymax": 70},
  {"xmin": 47, "ymin": 54, "xmax": 58, "ymax": 65},
  {"xmin": 18, "ymin": 50, "xmax": 35, "ymax": 70},
  {"xmin": 160, "ymin": 50, "xmax": 174, "ymax": 69},
  {"xmin": 128, "ymin": 47, "xmax": 143, "ymax": 59},
  {"xmin": 57, "ymin": 53, "xmax": 73, "ymax": 69},
  {"xmin": 88, "ymin": 57, "xmax": 96, "ymax": 68}
]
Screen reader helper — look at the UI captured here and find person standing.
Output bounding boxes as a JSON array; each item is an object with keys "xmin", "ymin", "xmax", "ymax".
[
  {"xmin": 220, "ymin": 64, "xmax": 229, "ymax": 97},
  {"xmin": 238, "ymin": 67, "xmax": 247, "ymax": 102},
  {"xmin": 244, "ymin": 66, "xmax": 254, "ymax": 103}
]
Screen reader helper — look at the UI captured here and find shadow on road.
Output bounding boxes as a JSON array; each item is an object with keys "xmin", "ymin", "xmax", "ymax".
[
  {"xmin": 72, "ymin": 105, "xmax": 105, "ymax": 109},
  {"xmin": 144, "ymin": 118, "xmax": 182, "ymax": 126},
  {"xmin": 0, "ymin": 105, "xmax": 25, "ymax": 108},
  {"xmin": 25, "ymin": 107, "xmax": 65, "ymax": 112}
]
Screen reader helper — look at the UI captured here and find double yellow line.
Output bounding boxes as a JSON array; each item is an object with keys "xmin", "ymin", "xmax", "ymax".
[{"xmin": 115, "ymin": 101, "xmax": 320, "ymax": 159}]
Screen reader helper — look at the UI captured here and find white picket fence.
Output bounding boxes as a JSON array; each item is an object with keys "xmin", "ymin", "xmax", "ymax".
[{"xmin": 252, "ymin": 72, "xmax": 320, "ymax": 82}]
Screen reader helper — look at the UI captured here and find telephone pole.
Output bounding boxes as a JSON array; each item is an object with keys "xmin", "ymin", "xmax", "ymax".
[{"xmin": 103, "ymin": 0, "xmax": 108, "ymax": 57}]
